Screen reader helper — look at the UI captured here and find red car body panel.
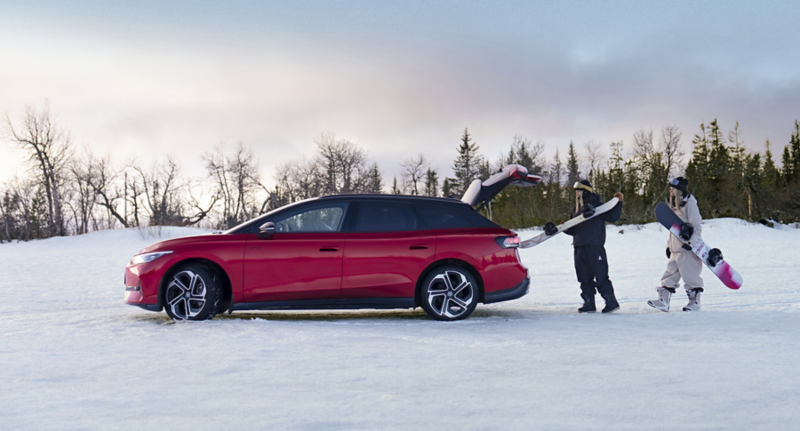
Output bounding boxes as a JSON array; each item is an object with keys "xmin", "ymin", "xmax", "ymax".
[
  {"xmin": 432, "ymin": 228, "xmax": 528, "ymax": 294},
  {"xmin": 242, "ymin": 232, "xmax": 345, "ymax": 302},
  {"xmin": 125, "ymin": 234, "xmax": 249, "ymax": 306},
  {"xmin": 341, "ymin": 231, "xmax": 437, "ymax": 298}
]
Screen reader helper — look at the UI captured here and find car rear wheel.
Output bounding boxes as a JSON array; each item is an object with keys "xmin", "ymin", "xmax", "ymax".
[
  {"xmin": 164, "ymin": 264, "xmax": 220, "ymax": 321},
  {"xmin": 420, "ymin": 265, "xmax": 479, "ymax": 321}
]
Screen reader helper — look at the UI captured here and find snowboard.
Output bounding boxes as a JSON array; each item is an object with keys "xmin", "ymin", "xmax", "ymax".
[
  {"xmin": 519, "ymin": 197, "xmax": 619, "ymax": 249},
  {"xmin": 654, "ymin": 202, "xmax": 743, "ymax": 290}
]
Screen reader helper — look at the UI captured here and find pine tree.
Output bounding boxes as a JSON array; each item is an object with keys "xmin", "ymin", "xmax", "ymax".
[
  {"xmin": 762, "ymin": 140, "xmax": 779, "ymax": 188},
  {"xmin": 686, "ymin": 123, "xmax": 710, "ymax": 212},
  {"xmin": 566, "ymin": 140, "xmax": 581, "ymax": 186},
  {"xmin": 390, "ymin": 176, "xmax": 401, "ymax": 194},
  {"xmin": 423, "ymin": 168, "xmax": 439, "ymax": 197},
  {"xmin": 442, "ymin": 178, "xmax": 453, "ymax": 198},
  {"xmin": 452, "ymin": 128, "xmax": 484, "ymax": 196},
  {"xmin": 787, "ymin": 120, "xmax": 800, "ymax": 184},
  {"xmin": 365, "ymin": 162, "xmax": 383, "ymax": 193},
  {"xmin": 548, "ymin": 149, "xmax": 563, "ymax": 185}
]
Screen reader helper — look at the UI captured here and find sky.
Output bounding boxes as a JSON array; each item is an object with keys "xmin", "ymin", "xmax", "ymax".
[{"xmin": 1, "ymin": 0, "xmax": 799, "ymax": 187}]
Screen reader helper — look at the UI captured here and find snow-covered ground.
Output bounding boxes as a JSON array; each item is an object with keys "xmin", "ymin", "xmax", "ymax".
[{"xmin": 1, "ymin": 220, "xmax": 799, "ymax": 429}]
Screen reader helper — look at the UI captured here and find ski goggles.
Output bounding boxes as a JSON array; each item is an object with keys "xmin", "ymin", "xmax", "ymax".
[{"xmin": 573, "ymin": 182, "xmax": 593, "ymax": 193}]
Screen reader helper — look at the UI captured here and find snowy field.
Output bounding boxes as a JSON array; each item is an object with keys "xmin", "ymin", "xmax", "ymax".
[{"xmin": 1, "ymin": 220, "xmax": 799, "ymax": 429}]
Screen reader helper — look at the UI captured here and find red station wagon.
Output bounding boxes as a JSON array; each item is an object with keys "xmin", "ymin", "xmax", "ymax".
[{"xmin": 124, "ymin": 164, "xmax": 542, "ymax": 321}]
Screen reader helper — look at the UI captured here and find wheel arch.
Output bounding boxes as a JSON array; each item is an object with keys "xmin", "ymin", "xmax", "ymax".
[
  {"xmin": 158, "ymin": 258, "xmax": 233, "ymax": 313},
  {"xmin": 414, "ymin": 258, "xmax": 485, "ymax": 307}
]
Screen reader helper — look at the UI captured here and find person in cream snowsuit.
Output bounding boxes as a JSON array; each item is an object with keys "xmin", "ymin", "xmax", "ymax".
[{"xmin": 648, "ymin": 177, "xmax": 704, "ymax": 312}]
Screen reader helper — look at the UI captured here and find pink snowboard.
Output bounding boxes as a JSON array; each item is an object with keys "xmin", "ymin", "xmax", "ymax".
[{"xmin": 666, "ymin": 222, "xmax": 743, "ymax": 290}]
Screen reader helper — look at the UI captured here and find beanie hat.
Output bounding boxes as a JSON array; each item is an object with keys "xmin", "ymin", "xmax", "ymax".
[
  {"xmin": 573, "ymin": 179, "xmax": 593, "ymax": 193},
  {"xmin": 669, "ymin": 177, "xmax": 688, "ymax": 193}
]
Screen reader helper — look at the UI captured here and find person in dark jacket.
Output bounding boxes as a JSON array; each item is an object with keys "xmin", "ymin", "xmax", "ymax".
[{"xmin": 544, "ymin": 180, "xmax": 624, "ymax": 313}]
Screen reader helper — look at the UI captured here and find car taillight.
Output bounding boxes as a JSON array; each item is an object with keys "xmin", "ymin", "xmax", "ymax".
[{"xmin": 495, "ymin": 236, "xmax": 520, "ymax": 248}]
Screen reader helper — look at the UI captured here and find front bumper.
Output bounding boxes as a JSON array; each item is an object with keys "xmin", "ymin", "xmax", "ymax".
[
  {"xmin": 124, "ymin": 260, "xmax": 168, "ymax": 310},
  {"xmin": 483, "ymin": 277, "xmax": 530, "ymax": 304}
]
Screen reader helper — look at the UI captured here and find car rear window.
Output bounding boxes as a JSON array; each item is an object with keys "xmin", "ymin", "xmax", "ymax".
[
  {"xmin": 354, "ymin": 202, "xmax": 423, "ymax": 232},
  {"xmin": 415, "ymin": 203, "xmax": 474, "ymax": 229}
]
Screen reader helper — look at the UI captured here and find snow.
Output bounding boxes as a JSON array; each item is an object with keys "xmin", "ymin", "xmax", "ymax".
[{"xmin": 1, "ymin": 220, "xmax": 799, "ymax": 429}]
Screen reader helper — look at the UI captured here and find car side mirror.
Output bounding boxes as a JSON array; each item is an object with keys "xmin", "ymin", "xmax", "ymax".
[{"xmin": 258, "ymin": 221, "xmax": 276, "ymax": 239}]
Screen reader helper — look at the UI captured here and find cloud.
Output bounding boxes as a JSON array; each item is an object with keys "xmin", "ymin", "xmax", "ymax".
[{"xmin": 1, "ymin": 1, "xmax": 799, "ymax": 185}]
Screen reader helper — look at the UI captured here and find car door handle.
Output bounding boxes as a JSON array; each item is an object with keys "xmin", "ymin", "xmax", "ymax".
[
  {"xmin": 319, "ymin": 247, "xmax": 340, "ymax": 252},
  {"xmin": 409, "ymin": 245, "xmax": 429, "ymax": 250}
]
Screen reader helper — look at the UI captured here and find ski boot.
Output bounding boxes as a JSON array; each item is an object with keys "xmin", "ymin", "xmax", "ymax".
[
  {"xmin": 578, "ymin": 293, "xmax": 596, "ymax": 313},
  {"xmin": 683, "ymin": 288, "xmax": 703, "ymax": 312},
  {"xmin": 647, "ymin": 286, "xmax": 675, "ymax": 312},
  {"xmin": 601, "ymin": 293, "xmax": 620, "ymax": 314}
]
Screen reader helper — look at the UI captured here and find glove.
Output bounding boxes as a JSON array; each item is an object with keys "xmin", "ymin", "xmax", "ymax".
[
  {"xmin": 679, "ymin": 223, "xmax": 694, "ymax": 241},
  {"xmin": 682, "ymin": 244, "xmax": 692, "ymax": 251},
  {"xmin": 543, "ymin": 222, "xmax": 558, "ymax": 236},
  {"xmin": 613, "ymin": 192, "xmax": 624, "ymax": 202},
  {"xmin": 581, "ymin": 203, "xmax": 595, "ymax": 218},
  {"xmin": 666, "ymin": 247, "xmax": 671, "ymax": 259}
]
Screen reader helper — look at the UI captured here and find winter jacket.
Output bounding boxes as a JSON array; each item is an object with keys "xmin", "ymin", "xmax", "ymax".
[
  {"xmin": 564, "ymin": 193, "xmax": 623, "ymax": 247},
  {"xmin": 668, "ymin": 194, "xmax": 702, "ymax": 253}
]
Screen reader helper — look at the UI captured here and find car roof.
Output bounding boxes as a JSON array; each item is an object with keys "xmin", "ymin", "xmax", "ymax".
[{"xmin": 317, "ymin": 194, "xmax": 469, "ymax": 205}]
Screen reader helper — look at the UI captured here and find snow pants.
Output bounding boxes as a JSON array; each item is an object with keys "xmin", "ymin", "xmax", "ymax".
[
  {"xmin": 573, "ymin": 245, "xmax": 615, "ymax": 299},
  {"xmin": 661, "ymin": 251, "xmax": 704, "ymax": 291}
]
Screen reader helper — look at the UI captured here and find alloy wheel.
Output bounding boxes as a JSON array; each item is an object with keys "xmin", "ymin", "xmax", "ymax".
[
  {"xmin": 426, "ymin": 270, "xmax": 475, "ymax": 319},
  {"xmin": 166, "ymin": 270, "xmax": 208, "ymax": 320}
]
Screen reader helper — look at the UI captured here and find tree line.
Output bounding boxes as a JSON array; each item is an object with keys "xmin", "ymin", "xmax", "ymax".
[{"xmin": 2, "ymin": 101, "xmax": 798, "ymax": 242}]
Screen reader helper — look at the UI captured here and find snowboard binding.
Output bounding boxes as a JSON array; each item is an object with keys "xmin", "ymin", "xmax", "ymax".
[
  {"xmin": 679, "ymin": 223, "xmax": 694, "ymax": 241},
  {"xmin": 707, "ymin": 248, "xmax": 723, "ymax": 267}
]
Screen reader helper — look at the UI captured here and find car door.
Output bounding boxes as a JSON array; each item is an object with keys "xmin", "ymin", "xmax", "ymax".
[
  {"xmin": 242, "ymin": 201, "xmax": 350, "ymax": 303},
  {"xmin": 341, "ymin": 200, "xmax": 436, "ymax": 298}
]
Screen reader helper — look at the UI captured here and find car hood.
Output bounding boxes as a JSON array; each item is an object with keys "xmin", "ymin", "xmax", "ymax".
[{"xmin": 136, "ymin": 233, "xmax": 223, "ymax": 254}]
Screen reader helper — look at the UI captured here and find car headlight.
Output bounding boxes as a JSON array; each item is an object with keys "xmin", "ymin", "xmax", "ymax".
[{"xmin": 131, "ymin": 251, "xmax": 173, "ymax": 265}]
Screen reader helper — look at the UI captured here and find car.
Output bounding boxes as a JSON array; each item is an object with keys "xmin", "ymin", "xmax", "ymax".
[{"xmin": 124, "ymin": 164, "xmax": 542, "ymax": 321}]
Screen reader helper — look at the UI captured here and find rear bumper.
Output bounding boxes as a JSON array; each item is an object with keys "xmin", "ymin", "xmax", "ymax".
[{"xmin": 484, "ymin": 277, "xmax": 530, "ymax": 304}]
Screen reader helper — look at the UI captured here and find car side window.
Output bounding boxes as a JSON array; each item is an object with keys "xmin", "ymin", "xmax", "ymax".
[
  {"xmin": 354, "ymin": 202, "xmax": 423, "ymax": 232},
  {"xmin": 273, "ymin": 203, "xmax": 348, "ymax": 233},
  {"xmin": 415, "ymin": 204, "xmax": 474, "ymax": 229}
]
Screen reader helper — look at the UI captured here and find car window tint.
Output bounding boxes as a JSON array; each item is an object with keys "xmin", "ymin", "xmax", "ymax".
[
  {"xmin": 354, "ymin": 202, "xmax": 423, "ymax": 232},
  {"xmin": 273, "ymin": 203, "xmax": 348, "ymax": 233},
  {"xmin": 415, "ymin": 204, "xmax": 474, "ymax": 229}
]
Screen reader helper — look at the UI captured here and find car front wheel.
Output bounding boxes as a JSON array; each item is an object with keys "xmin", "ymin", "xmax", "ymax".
[
  {"xmin": 164, "ymin": 264, "xmax": 220, "ymax": 321},
  {"xmin": 420, "ymin": 265, "xmax": 479, "ymax": 321}
]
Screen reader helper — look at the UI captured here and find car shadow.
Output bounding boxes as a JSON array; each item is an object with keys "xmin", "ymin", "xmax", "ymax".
[{"xmin": 128, "ymin": 306, "xmax": 580, "ymax": 324}]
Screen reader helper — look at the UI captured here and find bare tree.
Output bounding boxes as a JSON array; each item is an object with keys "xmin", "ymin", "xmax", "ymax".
[
  {"xmin": 130, "ymin": 156, "xmax": 184, "ymax": 226},
  {"xmin": 583, "ymin": 141, "xmax": 606, "ymax": 173},
  {"xmin": 88, "ymin": 153, "xmax": 129, "ymax": 228},
  {"xmin": 66, "ymin": 146, "xmax": 98, "ymax": 234},
  {"xmin": 659, "ymin": 125, "xmax": 684, "ymax": 177},
  {"xmin": 631, "ymin": 128, "xmax": 655, "ymax": 160},
  {"xmin": 315, "ymin": 133, "xmax": 371, "ymax": 195},
  {"xmin": 400, "ymin": 153, "xmax": 428, "ymax": 195},
  {"xmin": 203, "ymin": 143, "xmax": 263, "ymax": 229},
  {"xmin": 273, "ymin": 158, "xmax": 325, "ymax": 205},
  {"xmin": 4, "ymin": 102, "xmax": 72, "ymax": 236}
]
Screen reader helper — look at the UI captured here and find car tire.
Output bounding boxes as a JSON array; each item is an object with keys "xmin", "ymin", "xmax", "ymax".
[
  {"xmin": 163, "ymin": 264, "xmax": 220, "ymax": 321},
  {"xmin": 420, "ymin": 265, "xmax": 479, "ymax": 321}
]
